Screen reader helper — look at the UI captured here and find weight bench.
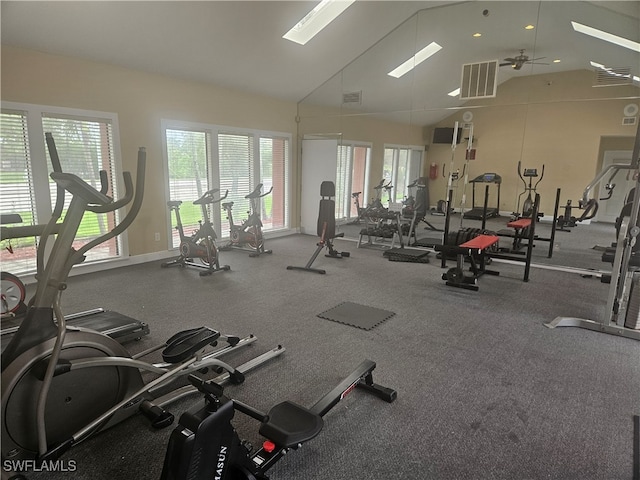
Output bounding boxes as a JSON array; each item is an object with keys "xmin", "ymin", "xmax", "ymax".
[
  {"xmin": 435, "ymin": 234, "xmax": 500, "ymax": 291},
  {"xmin": 497, "ymin": 217, "xmax": 532, "ymax": 253}
]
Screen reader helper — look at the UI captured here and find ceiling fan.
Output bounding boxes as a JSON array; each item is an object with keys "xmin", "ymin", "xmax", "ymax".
[{"xmin": 500, "ymin": 49, "xmax": 548, "ymax": 70}]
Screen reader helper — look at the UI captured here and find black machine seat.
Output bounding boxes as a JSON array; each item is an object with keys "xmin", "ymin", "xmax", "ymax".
[
  {"xmin": 221, "ymin": 201, "xmax": 234, "ymax": 209},
  {"xmin": 167, "ymin": 200, "xmax": 183, "ymax": 208},
  {"xmin": 318, "ymin": 181, "xmax": 337, "ymax": 239},
  {"xmin": 259, "ymin": 400, "xmax": 324, "ymax": 448},
  {"xmin": 162, "ymin": 327, "xmax": 221, "ymax": 364}
]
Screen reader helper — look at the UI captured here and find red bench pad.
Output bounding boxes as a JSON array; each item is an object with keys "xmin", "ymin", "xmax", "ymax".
[
  {"xmin": 459, "ymin": 234, "xmax": 500, "ymax": 250},
  {"xmin": 506, "ymin": 218, "xmax": 532, "ymax": 229}
]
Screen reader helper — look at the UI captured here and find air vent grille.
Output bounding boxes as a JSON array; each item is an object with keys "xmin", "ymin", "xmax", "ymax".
[
  {"xmin": 460, "ymin": 60, "xmax": 498, "ymax": 100},
  {"xmin": 342, "ymin": 91, "xmax": 362, "ymax": 105},
  {"xmin": 595, "ymin": 66, "xmax": 633, "ymax": 86},
  {"xmin": 623, "ymin": 116, "xmax": 637, "ymax": 126}
]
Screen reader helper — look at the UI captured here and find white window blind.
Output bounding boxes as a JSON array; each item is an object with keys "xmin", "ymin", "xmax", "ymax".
[
  {"xmin": 336, "ymin": 145, "xmax": 351, "ymax": 219},
  {"xmin": 42, "ymin": 116, "xmax": 120, "ymax": 262},
  {"xmin": 0, "ymin": 111, "xmax": 37, "ymax": 274},
  {"xmin": 383, "ymin": 145, "xmax": 423, "ymax": 203},
  {"xmin": 1, "ymin": 105, "xmax": 125, "ymax": 275},
  {"xmin": 219, "ymin": 133, "xmax": 254, "ymax": 237},
  {"xmin": 163, "ymin": 121, "xmax": 291, "ymax": 246},
  {"xmin": 165, "ymin": 129, "xmax": 210, "ymax": 248}
]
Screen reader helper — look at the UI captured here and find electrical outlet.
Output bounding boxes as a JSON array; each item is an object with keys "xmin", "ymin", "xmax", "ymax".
[{"xmin": 154, "ymin": 232, "xmax": 160, "ymax": 242}]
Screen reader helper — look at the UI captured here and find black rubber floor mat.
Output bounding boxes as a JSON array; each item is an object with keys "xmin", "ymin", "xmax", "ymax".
[
  {"xmin": 317, "ymin": 302, "xmax": 395, "ymax": 330},
  {"xmin": 383, "ymin": 248, "xmax": 430, "ymax": 263}
]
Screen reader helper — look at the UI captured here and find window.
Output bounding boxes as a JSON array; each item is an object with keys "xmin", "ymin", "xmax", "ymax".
[
  {"xmin": 165, "ymin": 129, "xmax": 209, "ymax": 248},
  {"xmin": 218, "ymin": 133, "xmax": 255, "ymax": 237},
  {"xmin": 383, "ymin": 145, "xmax": 424, "ymax": 203},
  {"xmin": 0, "ymin": 103, "xmax": 124, "ymax": 276},
  {"xmin": 0, "ymin": 111, "xmax": 37, "ymax": 274},
  {"xmin": 163, "ymin": 121, "xmax": 291, "ymax": 245},
  {"xmin": 259, "ymin": 136, "xmax": 289, "ymax": 230},
  {"xmin": 336, "ymin": 142, "xmax": 371, "ymax": 221}
]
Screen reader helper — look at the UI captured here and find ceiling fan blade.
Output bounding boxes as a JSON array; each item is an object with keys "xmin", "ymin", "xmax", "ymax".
[{"xmin": 499, "ymin": 62, "xmax": 515, "ymax": 67}]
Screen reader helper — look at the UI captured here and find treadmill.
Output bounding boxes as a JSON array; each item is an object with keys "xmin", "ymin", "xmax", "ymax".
[
  {"xmin": 463, "ymin": 172, "xmax": 502, "ymax": 220},
  {"xmin": 1, "ymin": 308, "xmax": 150, "ymax": 352}
]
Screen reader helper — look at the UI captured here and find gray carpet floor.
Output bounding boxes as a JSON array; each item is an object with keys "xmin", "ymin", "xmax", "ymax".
[{"xmin": 14, "ymin": 222, "xmax": 640, "ymax": 480}]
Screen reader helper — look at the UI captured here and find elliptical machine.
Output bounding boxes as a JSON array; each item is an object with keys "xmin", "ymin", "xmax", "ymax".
[
  {"xmin": 162, "ymin": 189, "xmax": 231, "ymax": 275},
  {"xmin": 513, "ymin": 161, "xmax": 544, "ymax": 219},
  {"xmin": 1, "ymin": 138, "xmax": 283, "ymax": 477},
  {"xmin": 220, "ymin": 184, "xmax": 273, "ymax": 257}
]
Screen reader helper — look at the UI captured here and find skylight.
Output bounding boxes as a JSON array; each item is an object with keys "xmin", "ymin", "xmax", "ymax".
[
  {"xmin": 283, "ymin": 0, "xmax": 356, "ymax": 45},
  {"xmin": 388, "ymin": 42, "xmax": 443, "ymax": 78},
  {"xmin": 571, "ymin": 21, "xmax": 640, "ymax": 52}
]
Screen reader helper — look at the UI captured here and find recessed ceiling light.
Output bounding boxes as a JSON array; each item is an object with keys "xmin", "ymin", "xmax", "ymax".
[
  {"xmin": 572, "ymin": 21, "xmax": 640, "ymax": 52},
  {"xmin": 524, "ymin": 24, "xmax": 535, "ymax": 30},
  {"xmin": 448, "ymin": 88, "xmax": 461, "ymax": 97},
  {"xmin": 473, "ymin": 32, "xmax": 482, "ymax": 38},
  {"xmin": 283, "ymin": 0, "xmax": 356, "ymax": 46},
  {"xmin": 553, "ymin": 59, "xmax": 561, "ymax": 63},
  {"xmin": 388, "ymin": 42, "xmax": 443, "ymax": 78}
]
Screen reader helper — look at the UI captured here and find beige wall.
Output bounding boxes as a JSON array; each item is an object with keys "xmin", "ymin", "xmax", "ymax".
[
  {"xmin": 3, "ymin": 46, "xmax": 638, "ymax": 262},
  {"xmin": 2, "ymin": 46, "xmax": 433, "ymax": 256},
  {"xmin": 424, "ymin": 70, "xmax": 639, "ymax": 216},
  {"xmin": 297, "ymin": 105, "xmax": 425, "ymax": 203},
  {"xmin": 1, "ymin": 46, "xmax": 299, "ymax": 256}
]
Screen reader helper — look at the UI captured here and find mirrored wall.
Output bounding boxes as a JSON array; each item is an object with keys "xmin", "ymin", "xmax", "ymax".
[{"xmin": 297, "ymin": 1, "xmax": 640, "ymax": 268}]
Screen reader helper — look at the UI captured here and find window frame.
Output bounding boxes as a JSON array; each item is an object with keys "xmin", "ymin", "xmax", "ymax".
[
  {"xmin": 161, "ymin": 119, "xmax": 292, "ymax": 248},
  {"xmin": 336, "ymin": 141, "xmax": 371, "ymax": 221},
  {"xmin": 383, "ymin": 144, "xmax": 425, "ymax": 204},
  {"xmin": 1, "ymin": 101, "xmax": 127, "ymax": 275}
]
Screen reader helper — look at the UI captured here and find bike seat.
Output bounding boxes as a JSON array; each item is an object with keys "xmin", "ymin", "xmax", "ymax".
[
  {"xmin": 351, "ymin": 192, "xmax": 361, "ymax": 197},
  {"xmin": 162, "ymin": 327, "xmax": 221, "ymax": 363},
  {"xmin": 167, "ymin": 200, "xmax": 182, "ymax": 208},
  {"xmin": 222, "ymin": 201, "xmax": 234, "ymax": 209},
  {"xmin": 258, "ymin": 401, "xmax": 324, "ymax": 448}
]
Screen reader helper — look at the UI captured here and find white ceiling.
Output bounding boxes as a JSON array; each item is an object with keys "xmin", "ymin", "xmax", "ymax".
[{"xmin": 2, "ymin": 1, "xmax": 639, "ymax": 127}]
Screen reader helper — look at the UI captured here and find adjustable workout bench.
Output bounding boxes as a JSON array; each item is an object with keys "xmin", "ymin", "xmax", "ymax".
[
  {"xmin": 287, "ymin": 181, "xmax": 349, "ymax": 274},
  {"xmin": 500, "ymin": 217, "xmax": 532, "ymax": 252},
  {"xmin": 436, "ymin": 234, "xmax": 500, "ymax": 291}
]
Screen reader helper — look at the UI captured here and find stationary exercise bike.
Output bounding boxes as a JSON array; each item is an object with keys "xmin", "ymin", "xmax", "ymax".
[
  {"xmin": 1, "ymin": 139, "xmax": 283, "ymax": 478},
  {"xmin": 161, "ymin": 189, "xmax": 231, "ymax": 275},
  {"xmin": 160, "ymin": 360, "xmax": 396, "ymax": 480},
  {"xmin": 346, "ymin": 191, "xmax": 363, "ymax": 225},
  {"xmin": 220, "ymin": 184, "xmax": 273, "ymax": 257}
]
